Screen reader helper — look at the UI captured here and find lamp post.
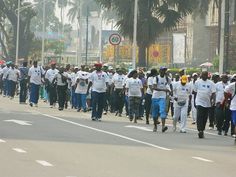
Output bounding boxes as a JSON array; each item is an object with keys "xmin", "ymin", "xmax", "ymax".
[
  {"xmin": 15, "ymin": 0, "xmax": 20, "ymax": 66},
  {"xmin": 41, "ymin": 0, "xmax": 46, "ymax": 66},
  {"xmin": 132, "ymin": 0, "xmax": 138, "ymax": 69}
]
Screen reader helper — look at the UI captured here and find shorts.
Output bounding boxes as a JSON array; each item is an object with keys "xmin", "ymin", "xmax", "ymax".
[{"xmin": 152, "ymin": 98, "xmax": 167, "ymax": 119}]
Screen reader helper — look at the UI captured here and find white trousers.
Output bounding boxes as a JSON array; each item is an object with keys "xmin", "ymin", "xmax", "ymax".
[
  {"xmin": 191, "ymin": 98, "xmax": 197, "ymax": 122},
  {"xmin": 173, "ymin": 103, "xmax": 188, "ymax": 131}
]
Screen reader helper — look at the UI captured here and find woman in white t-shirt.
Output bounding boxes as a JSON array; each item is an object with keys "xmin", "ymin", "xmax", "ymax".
[{"xmin": 126, "ymin": 70, "xmax": 143, "ymax": 123}]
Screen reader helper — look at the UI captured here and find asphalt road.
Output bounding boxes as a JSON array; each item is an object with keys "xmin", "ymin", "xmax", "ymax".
[{"xmin": 0, "ymin": 97, "xmax": 235, "ymax": 177}]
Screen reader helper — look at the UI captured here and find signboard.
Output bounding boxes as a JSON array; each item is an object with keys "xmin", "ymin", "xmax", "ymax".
[
  {"xmin": 173, "ymin": 33, "xmax": 186, "ymax": 64},
  {"xmin": 109, "ymin": 33, "xmax": 121, "ymax": 45}
]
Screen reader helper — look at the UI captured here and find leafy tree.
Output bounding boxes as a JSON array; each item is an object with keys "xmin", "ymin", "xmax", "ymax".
[
  {"xmin": 0, "ymin": 0, "xmax": 36, "ymax": 61},
  {"xmin": 96, "ymin": 0, "xmax": 209, "ymax": 67}
]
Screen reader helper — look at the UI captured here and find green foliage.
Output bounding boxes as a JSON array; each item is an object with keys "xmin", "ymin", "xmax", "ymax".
[{"xmin": 212, "ymin": 55, "xmax": 219, "ymax": 69}]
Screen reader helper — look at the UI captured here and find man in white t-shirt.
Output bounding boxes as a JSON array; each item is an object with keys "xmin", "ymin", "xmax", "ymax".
[
  {"xmin": 87, "ymin": 63, "xmax": 108, "ymax": 121},
  {"xmin": 224, "ymin": 80, "xmax": 236, "ymax": 141},
  {"xmin": 145, "ymin": 69, "xmax": 158, "ymax": 124},
  {"xmin": 2, "ymin": 62, "xmax": 11, "ymax": 96},
  {"xmin": 6, "ymin": 64, "xmax": 20, "ymax": 99},
  {"xmin": 173, "ymin": 75, "xmax": 191, "ymax": 133},
  {"xmin": 45, "ymin": 62, "xmax": 59, "ymax": 107},
  {"xmin": 28, "ymin": 61, "xmax": 45, "ymax": 107},
  {"xmin": 152, "ymin": 67, "xmax": 171, "ymax": 132},
  {"xmin": 70, "ymin": 67, "xmax": 79, "ymax": 109},
  {"xmin": 193, "ymin": 71, "xmax": 216, "ymax": 138},
  {"xmin": 112, "ymin": 68, "xmax": 125, "ymax": 117}
]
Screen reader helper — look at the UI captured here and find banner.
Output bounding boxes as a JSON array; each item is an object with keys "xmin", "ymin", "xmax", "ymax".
[{"xmin": 173, "ymin": 33, "xmax": 186, "ymax": 64}]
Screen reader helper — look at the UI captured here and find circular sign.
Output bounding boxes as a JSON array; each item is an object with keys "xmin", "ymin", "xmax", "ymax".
[{"xmin": 109, "ymin": 33, "xmax": 121, "ymax": 45}]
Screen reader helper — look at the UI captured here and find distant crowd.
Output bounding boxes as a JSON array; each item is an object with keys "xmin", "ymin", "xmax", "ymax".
[{"xmin": 0, "ymin": 60, "xmax": 236, "ymax": 141}]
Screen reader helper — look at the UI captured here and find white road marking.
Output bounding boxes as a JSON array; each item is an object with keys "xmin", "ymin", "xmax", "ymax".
[
  {"xmin": 0, "ymin": 139, "xmax": 6, "ymax": 143},
  {"xmin": 12, "ymin": 148, "xmax": 27, "ymax": 153},
  {"xmin": 192, "ymin": 156, "xmax": 214, "ymax": 163},
  {"xmin": 36, "ymin": 160, "xmax": 54, "ymax": 167},
  {"xmin": 4, "ymin": 119, "xmax": 32, "ymax": 126},
  {"xmin": 41, "ymin": 113, "xmax": 172, "ymax": 151},
  {"xmin": 125, "ymin": 125, "xmax": 152, "ymax": 132}
]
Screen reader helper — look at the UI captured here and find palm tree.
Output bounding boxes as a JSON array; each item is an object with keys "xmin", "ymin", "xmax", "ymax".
[
  {"xmin": 67, "ymin": 0, "xmax": 80, "ymax": 23},
  {"xmin": 96, "ymin": 0, "xmax": 210, "ymax": 67}
]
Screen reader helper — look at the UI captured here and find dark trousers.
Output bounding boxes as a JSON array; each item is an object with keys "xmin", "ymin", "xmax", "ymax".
[
  {"xmin": 57, "ymin": 85, "xmax": 67, "ymax": 109},
  {"xmin": 197, "ymin": 106, "xmax": 209, "ymax": 132},
  {"xmin": 91, "ymin": 91, "xmax": 106, "ymax": 119},
  {"xmin": 129, "ymin": 96, "xmax": 141, "ymax": 119},
  {"xmin": 216, "ymin": 106, "xmax": 231, "ymax": 133},
  {"xmin": 145, "ymin": 93, "xmax": 152, "ymax": 118},
  {"xmin": 8, "ymin": 80, "xmax": 16, "ymax": 97},
  {"xmin": 29, "ymin": 83, "xmax": 40, "ymax": 104},
  {"xmin": 20, "ymin": 79, "xmax": 28, "ymax": 103},
  {"xmin": 208, "ymin": 106, "xmax": 216, "ymax": 127},
  {"xmin": 114, "ymin": 89, "xmax": 124, "ymax": 114},
  {"xmin": 125, "ymin": 95, "xmax": 129, "ymax": 116},
  {"xmin": 48, "ymin": 84, "xmax": 57, "ymax": 106},
  {"xmin": 3, "ymin": 79, "xmax": 10, "ymax": 96}
]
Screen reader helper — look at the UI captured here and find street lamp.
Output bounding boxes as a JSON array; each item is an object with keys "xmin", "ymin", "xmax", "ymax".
[
  {"xmin": 15, "ymin": 0, "xmax": 20, "ymax": 66},
  {"xmin": 132, "ymin": 0, "xmax": 138, "ymax": 69}
]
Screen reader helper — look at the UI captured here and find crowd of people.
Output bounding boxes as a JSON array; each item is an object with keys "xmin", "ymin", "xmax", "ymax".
[{"xmin": 0, "ymin": 60, "xmax": 236, "ymax": 141}]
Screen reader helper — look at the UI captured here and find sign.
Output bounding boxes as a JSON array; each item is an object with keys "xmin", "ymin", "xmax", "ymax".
[
  {"xmin": 109, "ymin": 33, "xmax": 121, "ymax": 45},
  {"xmin": 173, "ymin": 33, "xmax": 186, "ymax": 64}
]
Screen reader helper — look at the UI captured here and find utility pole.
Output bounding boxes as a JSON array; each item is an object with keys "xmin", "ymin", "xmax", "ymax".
[
  {"xmin": 219, "ymin": 0, "xmax": 225, "ymax": 74},
  {"xmin": 15, "ymin": 0, "xmax": 20, "ymax": 65},
  {"xmin": 224, "ymin": 0, "xmax": 230, "ymax": 72},
  {"xmin": 41, "ymin": 0, "xmax": 46, "ymax": 66},
  {"xmin": 132, "ymin": 0, "xmax": 138, "ymax": 69},
  {"xmin": 85, "ymin": 6, "xmax": 89, "ymax": 66}
]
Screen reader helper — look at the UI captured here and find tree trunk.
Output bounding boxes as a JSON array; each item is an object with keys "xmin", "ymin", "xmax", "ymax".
[{"xmin": 138, "ymin": 43, "xmax": 147, "ymax": 67}]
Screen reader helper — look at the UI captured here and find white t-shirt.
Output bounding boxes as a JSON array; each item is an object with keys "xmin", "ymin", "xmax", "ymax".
[
  {"xmin": 7, "ymin": 68, "xmax": 19, "ymax": 82},
  {"xmin": 45, "ymin": 69, "xmax": 59, "ymax": 83},
  {"xmin": 55, "ymin": 72, "xmax": 68, "ymax": 86},
  {"xmin": 225, "ymin": 82, "xmax": 236, "ymax": 110},
  {"xmin": 75, "ymin": 72, "xmax": 89, "ymax": 94},
  {"xmin": 112, "ymin": 74, "xmax": 125, "ymax": 89},
  {"xmin": 107, "ymin": 72, "xmax": 114, "ymax": 86},
  {"xmin": 126, "ymin": 78, "xmax": 143, "ymax": 97},
  {"xmin": 2, "ymin": 66, "xmax": 10, "ymax": 79},
  {"xmin": 215, "ymin": 81, "xmax": 228, "ymax": 104},
  {"xmin": 146, "ymin": 77, "xmax": 154, "ymax": 95},
  {"xmin": 89, "ymin": 71, "xmax": 108, "ymax": 93},
  {"xmin": 152, "ymin": 75, "xmax": 171, "ymax": 99},
  {"xmin": 173, "ymin": 81, "xmax": 191, "ymax": 104},
  {"xmin": 28, "ymin": 66, "xmax": 45, "ymax": 85},
  {"xmin": 194, "ymin": 79, "xmax": 216, "ymax": 108}
]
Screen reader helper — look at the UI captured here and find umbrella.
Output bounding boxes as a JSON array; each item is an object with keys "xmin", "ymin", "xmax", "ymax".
[{"xmin": 200, "ymin": 62, "xmax": 213, "ymax": 67}]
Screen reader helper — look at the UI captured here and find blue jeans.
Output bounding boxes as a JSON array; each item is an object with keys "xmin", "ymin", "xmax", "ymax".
[
  {"xmin": 91, "ymin": 91, "xmax": 106, "ymax": 119},
  {"xmin": 29, "ymin": 83, "xmax": 40, "ymax": 104},
  {"xmin": 78, "ymin": 93, "xmax": 87, "ymax": 111},
  {"xmin": 71, "ymin": 87, "xmax": 78, "ymax": 108},
  {"xmin": 152, "ymin": 98, "xmax": 167, "ymax": 119},
  {"xmin": 8, "ymin": 80, "xmax": 16, "ymax": 97}
]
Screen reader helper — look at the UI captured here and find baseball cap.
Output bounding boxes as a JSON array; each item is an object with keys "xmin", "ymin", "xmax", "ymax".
[
  {"xmin": 94, "ymin": 63, "xmax": 103, "ymax": 67},
  {"xmin": 192, "ymin": 73, "xmax": 198, "ymax": 76},
  {"xmin": 160, "ymin": 66, "xmax": 167, "ymax": 70},
  {"xmin": 181, "ymin": 75, "xmax": 188, "ymax": 84}
]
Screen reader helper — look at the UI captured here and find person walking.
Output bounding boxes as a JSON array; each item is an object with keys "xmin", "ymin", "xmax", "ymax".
[
  {"xmin": 6, "ymin": 63, "xmax": 19, "ymax": 99},
  {"xmin": 152, "ymin": 67, "xmax": 171, "ymax": 132},
  {"xmin": 28, "ymin": 61, "xmax": 45, "ymax": 107},
  {"xmin": 87, "ymin": 63, "xmax": 108, "ymax": 121},
  {"xmin": 19, "ymin": 62, "xmax": 29, "ymax": 104},
  {"xmin": 45, "ymin": 62, "xmax": 59, "ymax": 108},
  {"xmin": 190, "ymin": 73, "xmax": 198, "ymax": 124},
  {"xmin": 193, "ymin": 71, "xmax": 216, "ymax": 138},
  {"xmin": 126, "ymin": 70, "xmax": 143, "ymax": 123},
  {"xmin": 145, "ymin": 69, "xmax": 158, "ymax": 124},
  {"xmin": 112, "ymin": 68, "xmax": 125, "ymax": 117},
  {"xmin": 172, "ymin": 75, "xmax": 191, "ymax": 133},
  {"xmin": 53, "ymin": 67, "xmax": 69, "ymax": 111},
  {"xmin": 2, "ymin": 61, "xmax": 11, "ymax": 97}
]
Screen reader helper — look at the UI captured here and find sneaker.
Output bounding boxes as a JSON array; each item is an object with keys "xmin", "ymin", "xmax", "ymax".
[
  {"xmin": 180, "ymin": 130, "xmax": 187, "ymax": 133},
  {"xmin": 153, "ymin": 126, "xmax": 157, "ymax": 132},
  {"xmin": 218, "ymin": 131, "xmax": 222, "ymax": 135},
  {"xmin": 209, "ymin": 127, "xmax": 214, "ymax": 130},
  {"xmin": 29, "ymin": 102, "xmax": 33, "ymax": 107},
  {"xmin": 162, "ymin": 126, "xmax": 168, "ymax": 133},
  {"xmin": 198, "ymin": 131, "xmax": 204, "ymax": 138},
  {"xmin": 91, "ymin": 117, "xmax": 96, "ymax": 121}
]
